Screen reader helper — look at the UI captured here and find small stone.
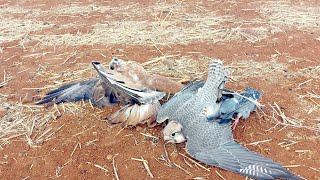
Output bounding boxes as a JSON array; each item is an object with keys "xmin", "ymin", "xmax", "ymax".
[
  {"xmin": 22, "ymin": 93, "xmax": 34, "ymax": 104},
  {"xmin": 162, "ymin": 59, "xmax": 175, "ymax": 68},
  {"xmin": 106, "ymin": 154, "xmax": 113, "ymax": 162},
  {"xmin": 80, "ymin": 169, "xmax": 88, "ymax": 174},
  {"xmin": 239, "ymin": 28, "xmax": 258, "ymax": 36},
  {"xmin": 285, "ymin": 147, "xmax": 291, "ymax": 151},
  {"xmin": 0, "ymin": 106, "xmax": 7, "ymax": 118},
  {"xmin": 170, "ymin": 152, "xmax": 179, "ymax": 161},
  {"xmin": 286, "ymin": 131, "xmax": 295, "ymax": 138},
  {"xmin": 23, "ymin": 40, "xmax": 40, "ymax": 48}
]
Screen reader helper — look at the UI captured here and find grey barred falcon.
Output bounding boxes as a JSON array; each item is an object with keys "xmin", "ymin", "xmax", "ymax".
[{"xmin": 157, "ymin": 59, "xmax": 302, "ymax": 180}]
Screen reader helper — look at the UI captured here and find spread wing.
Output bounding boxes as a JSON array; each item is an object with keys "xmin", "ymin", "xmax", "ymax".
[
  {"xmin": 36, "ymin": 78, "xmax": 118, "ymax": 107},
  {"xmin": 191, "ymin": 141, "xmax": 302, "ymax": 180},
  {"xmin": 92, "ymin": 62, "xmax": 165, "ymax": 104}
]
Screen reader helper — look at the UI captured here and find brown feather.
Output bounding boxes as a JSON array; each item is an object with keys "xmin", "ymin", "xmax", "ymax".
[
  {"xmin": 106, "ymin": 58, "xmax": 184, "ymax": 127},
  {"xmin": 92, "ymin": 80, "xmax": 106, "ymax": 102},
  {"xmin": 107, "ymin": 104, "xmax": 131, "ymax": 124},
  {"xmin": 123, "ymin": 104, "xmax": 141, "ymax": 127},
  {"xmin": 107, "ymin": 101, "xmax": 161, "ymax": 127},
  {"xmin": 111, "ymin": 59, "xmax": 184, "ymax": 94},
  {"xmin": 147, "ymin": 74, "xmax": 184, "ymax": 94}
]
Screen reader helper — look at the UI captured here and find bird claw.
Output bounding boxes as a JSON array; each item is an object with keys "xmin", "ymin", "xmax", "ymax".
[{"xmin": 231, "ymin": 117, "xmax": 240, "ymax": 130}]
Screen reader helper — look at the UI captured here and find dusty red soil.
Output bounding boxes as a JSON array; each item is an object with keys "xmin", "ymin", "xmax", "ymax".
[{"xmin": 1, "ymin": 0, "xmax": 320, "ymax": 179}]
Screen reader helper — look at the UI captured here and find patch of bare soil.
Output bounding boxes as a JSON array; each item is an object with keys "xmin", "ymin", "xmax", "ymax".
[{"xmin": 1, "ymin": 0, "xmax": 320, "ymax": 179}]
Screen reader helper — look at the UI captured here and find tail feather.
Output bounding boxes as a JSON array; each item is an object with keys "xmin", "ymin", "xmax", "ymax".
[
  {"xmin": 108, "ymin": 101, "xmax": 160, "ymax": 127},
  {"xmin": 199, "ymin": 59, "xmax": 229, "ymax": 102},
  {"xmin": 207, "ymin": 59, "xmax": 229, "ymax": 82}
]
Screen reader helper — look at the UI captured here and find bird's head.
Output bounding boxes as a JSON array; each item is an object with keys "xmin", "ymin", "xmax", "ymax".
[
  {"xmin": 163, "ymin": 121, "xmax": 186, "ymax": 144},
  {"xmin": 109, "ymin": 57, "xmax": 125, "ymax": 70},
  {"xmin": 243, "ymin": 87, "xmax": 263, "ymax": 100}
]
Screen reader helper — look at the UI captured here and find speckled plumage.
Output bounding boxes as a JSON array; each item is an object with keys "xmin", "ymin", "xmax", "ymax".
[
  {"xmin": 157, "ymin": 80, "xmax": 205, "ymax": 123},
  {"xmin": 159, "ymin": 60, "xmax": 302, "ymax": 180}
]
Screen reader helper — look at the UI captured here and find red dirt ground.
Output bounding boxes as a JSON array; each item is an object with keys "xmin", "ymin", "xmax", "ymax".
[{"xmin": 1, "ymin": 0, "xmax": 319, "ymax": 179}]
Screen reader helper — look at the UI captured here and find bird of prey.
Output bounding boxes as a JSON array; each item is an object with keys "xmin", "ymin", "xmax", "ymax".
[
  {"xmin": 157, "ymin": 60, "xmax": 302, "ymax": 180},
  {"xmin": 36, "ymin": 57, "xmax": 183, "ymax": 127},
  {"xmin": 217, "ymin": 87, "xmax": 263, "ymax": 129}
]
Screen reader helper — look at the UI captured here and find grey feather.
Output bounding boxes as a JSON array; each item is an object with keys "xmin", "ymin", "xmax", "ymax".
[
  {"xmin": 157, "ymin": 80, "xmax": 204, "ymax": 123},
  {"xmin": 159, "ymin": 60, "xmax": 302, "ymax": 180},
  {"xmin": 36, "ymin": 78, "xmax": 118, "ymax": 107},
  {"xmin": 216, "ymin": 88, "xmax": 262, "ymax": 122}
]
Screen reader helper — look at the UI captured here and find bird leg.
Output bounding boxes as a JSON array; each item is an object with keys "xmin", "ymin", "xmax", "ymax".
[{"xmin": 231, "ymin": 116, "xmax": 240, "ymax": 130}]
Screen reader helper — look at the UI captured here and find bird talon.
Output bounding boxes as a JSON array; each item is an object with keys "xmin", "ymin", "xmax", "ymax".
[{"xmin": 231, "ymin": 117, "xmax": 240, "ymax": 130}]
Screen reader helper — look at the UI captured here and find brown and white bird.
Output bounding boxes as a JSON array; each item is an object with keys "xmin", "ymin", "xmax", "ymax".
[{"xmin": 36, "ymin": 57, "xmax": 183, "ymax": 127}]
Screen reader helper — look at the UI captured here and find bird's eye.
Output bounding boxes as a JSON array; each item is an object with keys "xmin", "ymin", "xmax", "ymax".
[
  {"xmin": 170, "ymin": 133, "xmax": 176, "ymax": 137},
  {"xmin": 110, "ymin": 66, "xmax": 114, "ymax": 70}
]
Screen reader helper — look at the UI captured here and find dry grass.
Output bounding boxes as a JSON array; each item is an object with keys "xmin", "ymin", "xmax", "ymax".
[
  {"xmin": 266, "ymin": 101, "xmax": 320, "ymax": 132},
  {"xmin": 2, "ymin": 2, "xmax": 320, "ymax": 46},
  {"xmin": 143, "ymin": 54, "xmax": 296, "ymax": 83},
  {"xmin": 144, "ymin": 54, "xmax": 320, "ymax": 82},
  {"xmin": 298, "ymin": 91, "xmax": 320, "ymax": 114},
  {"xmin": 0, "ymin": 95, "xmax": 55, "ymax": 148},
  {"xmin": 32, "ymin": 62, "xmax": 108, "ymax": 91},
  {"xmin": 295, "ymin": 65, "xmax": 320, "ymax": 79},
  {"xmin": 0, "ymin": 99, "xmax": 91, "ymax": 148},
  {"xmin": 261, "ymin": 1, "xmax": 320, "ymax": 30},
  {"xmin": 32, "ymin": 13, "xmax": 233, "ymax": 46},
  {"xmin": 0, "ymin": 5, "xmax": 41, "ymax": 17},
  {"xmin": 1, "ymin": 78, "xmax": 91, "ymax": 148},
  {"xmin": 0, "ymin": 70, "xmax": 14, "ymax": 88},
  {"xmin": 228, "ymin": 58, "xmax": 288, "ymax": 81},
  {"xmin": 0, "ymin": 19, "xmax": 52, "ymax": 44},
  {"xmin": 0, "ymin": 2, "xmax": 273, "ymax": 46},
  {"xmin": 144, "ymin": 55, "xmax": 211, "ymax": 81}
]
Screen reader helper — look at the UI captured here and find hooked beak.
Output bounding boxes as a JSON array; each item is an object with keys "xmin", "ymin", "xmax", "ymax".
[
  {"xmin": 163, "ymin": 136, "xmax": 173, "ymax": 144},
  {"xmin": 164, "ymin": 136, "xmax": 178, "ymax": 144},
  {"xmin": 164, "ymin": 136, "xmax": 170, "ymax": 141}
]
